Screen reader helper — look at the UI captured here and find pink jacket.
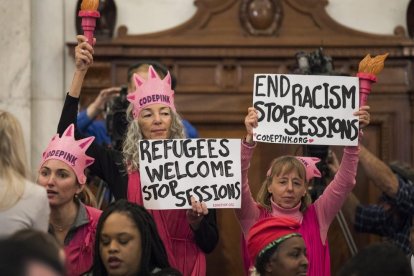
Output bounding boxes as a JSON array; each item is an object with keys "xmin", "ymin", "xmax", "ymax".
[
  {"xmin": 64, "ymin": 204, "xmax": 102, "ymax": 276},
  {"xmin": 236, "ymin": 142, "xmax": 359, "ymax": 276}
]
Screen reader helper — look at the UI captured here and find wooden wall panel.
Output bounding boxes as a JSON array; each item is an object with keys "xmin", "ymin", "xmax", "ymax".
[{"xmin": 68, "ymin": 0, "xmax": 414, "ymax": 274}]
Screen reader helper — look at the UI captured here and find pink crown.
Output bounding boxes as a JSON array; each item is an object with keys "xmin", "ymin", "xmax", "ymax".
[
  {"xmin": 127, "ymin": 65, "xmax": 176, "ymax": 119},
  {"xmin": 266, "ymin": 156, "xmax": 321, "ymax": 182},
  {"xmin": 39, "ymin": 124, "xmax": 95, "ymax": 184},
  {"xmin": 295, "ymin": 156, "xmax": 321, "ymax": 181}
]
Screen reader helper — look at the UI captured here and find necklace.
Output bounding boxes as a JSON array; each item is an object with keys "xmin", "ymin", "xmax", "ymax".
[{"xmin": 50, "ymin": 221, "xmax": 71, "ymax": 232}]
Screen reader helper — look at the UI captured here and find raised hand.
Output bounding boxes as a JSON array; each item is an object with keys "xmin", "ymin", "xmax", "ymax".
[
  {"xmin": 87, "ymin": 87, "xmax": 121, "ymax": 118},
  {"xmin": 244, "ymin": 107, "xmax": 258, "ymax": 144},
  {"xmin": 186, "ymin": 196, "xmax": 208, "ymax": 230},
  {"xmin": 75, "ymin": 35, "xmax": 95, "ymax": 72},
  {"xmin": 354, "ymin": 105, "xmax": 370, "ymax": 129}
]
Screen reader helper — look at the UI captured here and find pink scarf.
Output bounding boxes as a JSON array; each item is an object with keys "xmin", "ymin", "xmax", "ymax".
[{"xmin": 128, "ymin": 171, "xmax": 206, "ymax": 276}]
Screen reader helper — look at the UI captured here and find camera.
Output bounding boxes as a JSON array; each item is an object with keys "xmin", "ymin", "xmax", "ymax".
[
  {"xmin": 106, "ymin": 85, "xmax": 129, "ymax": 151},
  {"xmin": 294, "ymin": 48, "xmax": 335, "ymax": 201},
  {"xmin": 304, "ymin": 145, "xmax": 331, "ymax": 201}
]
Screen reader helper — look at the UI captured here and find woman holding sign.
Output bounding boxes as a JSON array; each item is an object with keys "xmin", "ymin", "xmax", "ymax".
[
  {"xmin": 236, "ymin": 105, "xmax": 370, "ymax": 276},
  {"xmin": 56, "ymin": 35, "xmax": 218, "ymax": 276}
]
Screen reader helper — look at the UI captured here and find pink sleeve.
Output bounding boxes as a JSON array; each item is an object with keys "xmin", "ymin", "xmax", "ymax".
[
  {"xmin": 235, "ymin": 141, "xmax": 261, "ymax": 236},
  {"xmin": 314, "ymin": 145, "xmax": 360, "ymax": 244}
]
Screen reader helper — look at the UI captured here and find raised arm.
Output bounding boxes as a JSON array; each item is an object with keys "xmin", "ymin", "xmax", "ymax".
[
  {"xmin": 85, "ymin": 87, "xmax": 121, "ymax": 120},
  {"xmin": 314, "ymin": 105, "xmax": 370, "ymax": 243},
  {"xmin": 234, "ymin": 107, "xmax": 261, "ymax": 236},
  {"xmin": 58, "ymin": 35, "xmax": 94, "ymax": 135},
  {"xmin": 359, "ymin": 145, "xmax": 398, "ymax": 197},
  {"xmin": 58, "ymin": 36, "xmax": 127, "ymax": 200},
  {"xmin": 68, "ymin": 35, "xmax": 94, "ymax": 99}
]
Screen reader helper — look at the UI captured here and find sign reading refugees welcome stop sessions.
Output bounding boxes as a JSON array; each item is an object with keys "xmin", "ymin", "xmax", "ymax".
[
  {"xmin": 253, "ymin": 74, "xmax": 360, "ymax": 146},
  {"xmin": 138, "ymin": 139, "xmax": 241, "ymax": 210}
]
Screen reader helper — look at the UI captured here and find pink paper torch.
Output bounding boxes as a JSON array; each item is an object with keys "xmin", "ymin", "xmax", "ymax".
[
  {"xmin": 78, "ymin": 0, "xmax": 100, "ymax": 45},
  {"xmin": 357, "ymin": 53, "xmax": 388, "ymax": 106}
]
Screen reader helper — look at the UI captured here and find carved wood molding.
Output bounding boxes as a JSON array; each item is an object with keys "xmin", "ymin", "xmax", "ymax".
[
  {"xmin": 239, "ymin": 0, "xmax": 283, "ymax": 36},
  {"xmin": 112, "ymin": 0, "xmax": 414, "ymax": 48},
  {"xmin": 117, "ymin": 0, "xmax": 238, "ymax": 38}
]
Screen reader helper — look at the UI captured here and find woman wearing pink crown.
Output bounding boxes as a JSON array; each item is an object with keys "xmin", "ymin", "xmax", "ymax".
[
  {"xmin": 37, "ymin": 124, "xmax": 102, "ymax": 276},
  {"xmin": 236, "ymin": 106, "xmax": 370, "ymax": 276},
  {"xmin": 56, "ymin": 35, "xmax": 218, "ymax": 276}
]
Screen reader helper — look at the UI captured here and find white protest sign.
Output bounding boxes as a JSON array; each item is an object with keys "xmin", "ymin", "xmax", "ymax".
[
  {"xmin": 138, "ymin": 139, "xmax": 241, "ymax": 209},
  {"xmin": 253, "ymin": 74, "xmax": 360, "ymax": 146}
]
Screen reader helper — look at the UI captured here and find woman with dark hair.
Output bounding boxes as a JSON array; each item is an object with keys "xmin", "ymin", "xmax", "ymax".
[
  {"xmin": 91, "ymin": 199, "xmax": 181, "ymax": 276},
  {"xmin": 247, "ymin": 217, "xmax": 308, "ymax": 276},
  {"xmin": 10, "ymin": 228, "xmax": 65, "ymax": 267}
]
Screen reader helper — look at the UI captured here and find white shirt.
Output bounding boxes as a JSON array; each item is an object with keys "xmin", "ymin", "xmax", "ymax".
[
  {"xmin": 0, "ymin": 180, "xmax": 50, "ymax": 237},
  {"xmin": 411, "ymin": 254, "xmax": 414, "ymax": 276}
]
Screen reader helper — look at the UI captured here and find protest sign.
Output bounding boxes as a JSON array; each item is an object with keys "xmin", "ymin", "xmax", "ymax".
[
  {"xmin": 253, "ymin": 74, "xmax": 359, "ymax": 146},
  {"xmin": 139, "ymin": 138, "xmax": 241, "ymax": 209}
]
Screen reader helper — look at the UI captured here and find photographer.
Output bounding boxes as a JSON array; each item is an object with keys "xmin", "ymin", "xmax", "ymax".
[
  {"xmin": 329, "ymin": 146, "xmax": 414, "ymax": 256},
  {"xmin": 77, "ymin": 86, "xmax": 121, "ymax": 146}
]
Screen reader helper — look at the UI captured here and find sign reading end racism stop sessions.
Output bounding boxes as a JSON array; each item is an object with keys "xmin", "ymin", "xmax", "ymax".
[
  {"xmin": 253, "ymin": 74, "xmax": 360, "ymax": 146},
  {"xmin": 138, "ymin": 139, "xmax": 241, "ymax": 210}
]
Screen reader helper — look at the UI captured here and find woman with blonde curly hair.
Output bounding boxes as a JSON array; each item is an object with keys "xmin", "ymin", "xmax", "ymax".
[
  {"xmin": 0, "ymin": 111, "xmax": 49, "ymax": 237},
  {"xmin": 56, "ymin": 35, "xmax": 218, "ymax": 276}
]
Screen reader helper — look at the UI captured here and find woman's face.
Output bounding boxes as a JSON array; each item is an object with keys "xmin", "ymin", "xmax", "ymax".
[
  {"xmin": 268, "ymin": 169, "xmax": 307, "ymax": 209},
  {"xmin": 266, "ymin": 236, "xmax": 308, "ymax": 276},
  {"xmin": 138, "ymin": 103, "xmax": 172, "ymax": 139},
  {"xmin": 100, "ymin": 212, "xmax": 142, "ymax": 276},
  {"xmin": 38, "ymin": 159, "xmax": 81, "ymax": 207}
]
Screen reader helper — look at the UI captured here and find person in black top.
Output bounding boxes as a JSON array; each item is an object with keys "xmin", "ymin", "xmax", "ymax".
[{"xmin": 58, "ymin": 35, "xmax": 218, "ymax": 276}]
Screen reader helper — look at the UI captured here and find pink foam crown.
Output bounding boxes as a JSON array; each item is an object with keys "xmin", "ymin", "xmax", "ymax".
[
  {"xmin": 40, "ymin": 124, "xmax": 95, "ymax": 184},
  {"xmin": 127, "ymin": 65, "xmax": 175, "ymax": 119},
  {"xmin": 266, "ymin": 156, "xmax": 321, "ymax": 182},
  {"xmin": 295, "ymin": 156, "xmax": 321, "ymax": 181}
]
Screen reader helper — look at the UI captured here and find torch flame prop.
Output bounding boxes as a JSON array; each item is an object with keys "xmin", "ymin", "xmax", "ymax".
[
  {"xmin": 357, "ymin": 53, "xmax": 388, "ymax": 106},
  {"xmin": 78, "ymin": 0, "xmax": 100, "ymax": 45}
]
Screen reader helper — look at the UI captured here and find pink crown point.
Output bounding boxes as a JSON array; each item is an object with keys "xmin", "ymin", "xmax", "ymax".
[
  {"xmin": 295, "ymin": 156, "xmax": 321, "ymax": 181},
  {"xmin": 357, "ymin": 72, "xmax": 377, "ymax": 106},
  {"xmin": 127, "ymin": 65, "xmax": 176, "ymax": 119},
  {"xmin": 78, "ymin": 10, "xmax": 100, "ymax": 46},
  {"xmin": 40, "ymin": 124, "xmax": 95, "ymax": 184}
]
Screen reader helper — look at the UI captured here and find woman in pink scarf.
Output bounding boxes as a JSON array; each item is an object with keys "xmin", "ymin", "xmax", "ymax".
[{"xmin": 236, "ymin": 105, "xmax": 370, "ymax": 276}]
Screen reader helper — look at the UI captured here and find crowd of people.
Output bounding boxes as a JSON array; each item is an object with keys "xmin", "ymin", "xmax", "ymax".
[{"xmin": 0, "ymin": 34, "xmax": 413, "ymax": 276}]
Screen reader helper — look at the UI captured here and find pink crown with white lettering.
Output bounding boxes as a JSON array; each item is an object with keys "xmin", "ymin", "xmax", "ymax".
[
  {"xmin": 39, "ymin": 124, "xmax": 95, "ymax": 184},
  {"xmin": 266, "ymin": 156, "xmax": 321, "ymax": 182},
  {"xmin": 127, "ymin": 65, "xmax": 175, "ymax": 119}
]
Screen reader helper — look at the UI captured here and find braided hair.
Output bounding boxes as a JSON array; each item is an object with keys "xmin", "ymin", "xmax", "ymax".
[{"xmin": 92, "ymin": 199, "xmax": 171, "ymax": 276}]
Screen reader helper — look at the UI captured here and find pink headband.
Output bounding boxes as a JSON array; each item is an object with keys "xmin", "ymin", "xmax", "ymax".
[
  {"xmin": 39, "ymin": 124, "xmax": 95, "ymax": 184},
  {"xmin": 127, "ymin": 65, "xmax": 176, "ymax": 119},
  {"xmin": 266, "ymin": 156, "xmax": 321, "ymax": 182}
]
